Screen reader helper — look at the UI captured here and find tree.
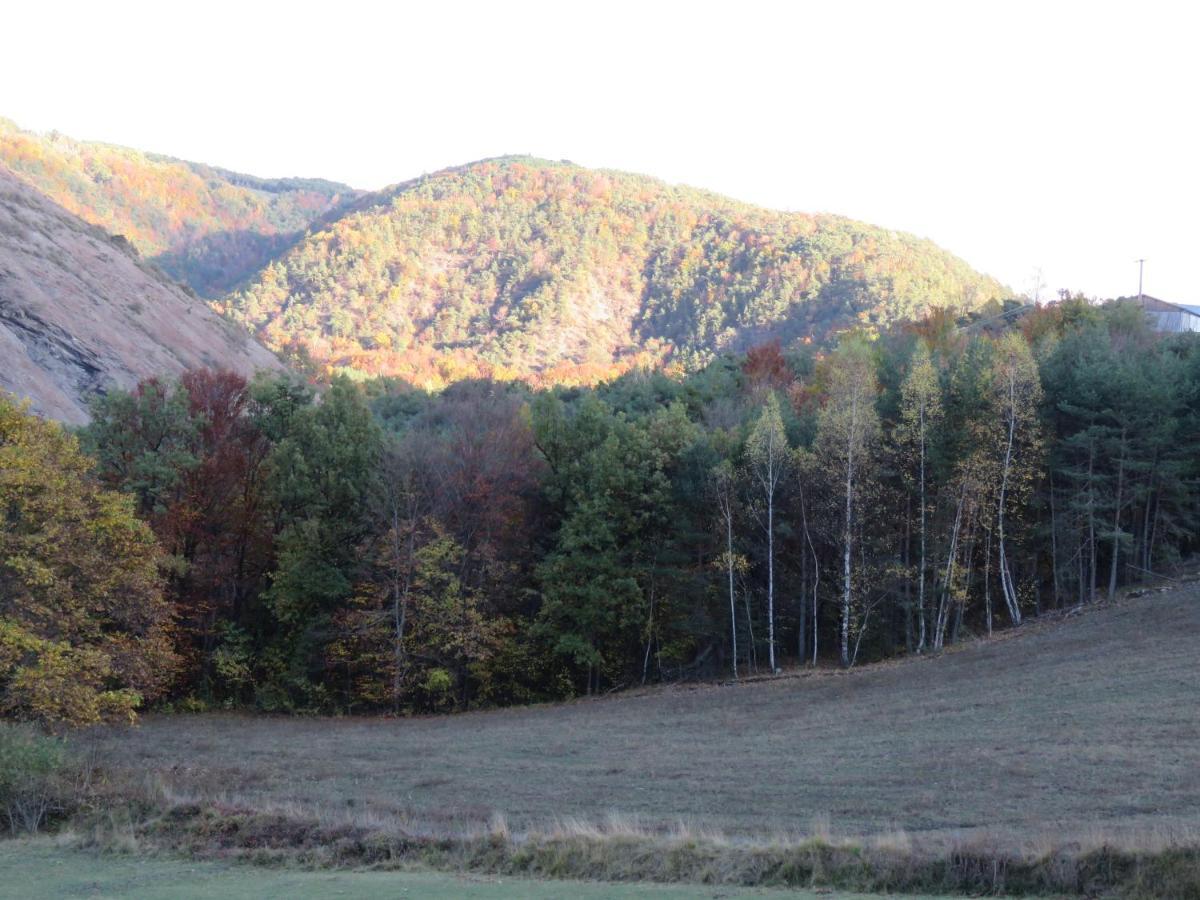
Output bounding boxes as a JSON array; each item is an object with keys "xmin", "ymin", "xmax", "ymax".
[
  {"xmin": 533, "ymin": 395, "xmax": 695, "ymax": 692},
  {"xmin": 260, "ymin": 376, "xmax": 382, "ymax": 707},
  {"xmin": 81, "ymin": 378, "xmax": 196, "ymax": 521},
  {"xmin": 0, "ymin": 395, "xmax": 177, "ymax": 727},
  {"xmin": 896, "ymin": 343, "xmax": 942, "ymax": 652},
  {"xmin": 408, "ymin": 380, "xmax": 543, "ymax": 618},
  {"xmin": 793, "ymin": 446, "xmax": 821, "ymax": 665},
  {"xmin": 814, "ymin": 340, "xmax": 880, "ymax": 667},
  {"xmin": 987, "ymin": 333, "xmax": 1043, "ymax": 625},
  {"xmin": 709, "ymin": 459, "xmax": 739, "ymax": 678},
  {"xmin": 1040, "ymin": 306, "xmax": 1195, "ymax": 605},
  {"xmin": 83, "ymin": 371, "xmax": 275, "ymax": 701},
  {"xmin": 745, "ymin": 393, "xmax": 789, "ymax": 673},
  {"xmin": 349, "ymin": 437, "xmax": 432, "ymax": 712},
  {"xmin": 403, "ymin": 531, "xmax": 509, "ymax": 710},
  {"xmin": 174, "ymin": 370, "xmax": 273, "ymax": 696}
]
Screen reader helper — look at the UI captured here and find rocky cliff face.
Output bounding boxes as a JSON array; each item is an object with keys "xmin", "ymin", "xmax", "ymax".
[{"xmin": 0, "ymin": 165, "xmax": 281, "ymax": 424}]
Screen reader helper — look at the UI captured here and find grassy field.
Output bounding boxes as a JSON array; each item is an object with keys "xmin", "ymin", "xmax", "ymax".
[
  {"xmin": 4, "ymin": 840, "xmax": 942, "ymax": 900},
  {"xmin": 84, "ymin": 583, "xmax": 1200, "ymax": 851}
]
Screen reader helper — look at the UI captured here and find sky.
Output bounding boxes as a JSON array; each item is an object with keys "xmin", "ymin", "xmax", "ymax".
[{"xmin": 3, "ymin": 0, "xmax": 1198, "ymax": 301}]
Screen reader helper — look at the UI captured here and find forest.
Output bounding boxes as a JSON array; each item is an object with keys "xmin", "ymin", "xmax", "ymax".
[
  {"xmin": 221, "ymin": 157, "xmax": 1008, "ymax": 385},
  {"xmin": 2, "ymin": 297, "xmax": 1198, "ymax": 726}
]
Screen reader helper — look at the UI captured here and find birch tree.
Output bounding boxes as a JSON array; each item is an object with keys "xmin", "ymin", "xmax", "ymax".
[
  {"xmin": 987, "ymin": 333, "xmax": 1043, "ymax": 626},
  {"xmin": 896, "ymin": 342, "xmax": 942, "ymax": 652},
  {"xmin": 814, "ymin": 340, "xmax": 881, "ymax": 667},
  {"xmin": 794, "ymin": 447, "xmax": 821, "ymax": 665},
  {"xmin": 746, "ymin": 393, "xmax": 789, "ymax": 673}
]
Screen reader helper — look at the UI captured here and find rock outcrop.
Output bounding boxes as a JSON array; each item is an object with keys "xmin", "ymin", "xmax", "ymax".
[{"xmin": 0, "ymin": 165, "xmax": 281, "ymax": 424}]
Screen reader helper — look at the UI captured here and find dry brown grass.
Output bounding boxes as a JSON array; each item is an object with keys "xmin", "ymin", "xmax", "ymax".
[
  {"xmin": 55, "ymin": 581, "xmax": 1200, "ymax": 894},
  {"xmin": 80, "ymin": 581, "xmax": 1200, "ymax": 860}
]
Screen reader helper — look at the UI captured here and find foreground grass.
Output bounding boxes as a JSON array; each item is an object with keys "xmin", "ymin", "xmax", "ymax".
[
  {"xmin": 2, "ymin": 839, "xmax": 957, "ymax": 899},
  {"xmin": 61, "ymin": 801, "xmax": 1196, "ymax": 899}
]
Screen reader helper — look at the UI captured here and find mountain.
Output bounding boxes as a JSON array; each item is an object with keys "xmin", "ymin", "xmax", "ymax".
[
  {"xmin": 0, "ymin": 165, "xmax": 282, "ymax": 424},
  {"xmin": 0, "ymin": 122, "xmax": 1008, "ymax": 387},
  {"xmin": 0, "ymin": 118, "xmax": 358, "ymax": 297},
  {"xmin": 219, "ymin": 157, "xmax": 1008, "ymax": 385}
]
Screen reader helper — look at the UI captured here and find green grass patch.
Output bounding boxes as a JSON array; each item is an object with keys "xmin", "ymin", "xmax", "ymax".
[{"xmin": 1, "ymin": 838, "xmax": 940, "ymax": 899}]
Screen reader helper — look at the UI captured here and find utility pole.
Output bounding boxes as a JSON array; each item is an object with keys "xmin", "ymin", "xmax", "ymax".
[{"xmin": 1136, "ymin": 258, "xmax": 1146, "ymax": 302}]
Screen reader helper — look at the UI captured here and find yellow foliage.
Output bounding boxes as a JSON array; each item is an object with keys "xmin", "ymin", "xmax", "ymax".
[{"xmin": 0, "ymin": 395, "xmax": 177, "ymax": 728}]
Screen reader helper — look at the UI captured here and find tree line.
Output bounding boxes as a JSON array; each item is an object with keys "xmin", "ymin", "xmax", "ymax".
[{"xmin": 2, "ymin": 298, "xmax": 1197, "ymax": 726}]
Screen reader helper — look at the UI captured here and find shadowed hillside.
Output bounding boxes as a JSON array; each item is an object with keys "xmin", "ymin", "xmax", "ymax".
[
  {"xmin": 219, "ymin": 157, "xmax": 1009, "ymax": 384},
  {"xmin": 0, "ymin": 118, "xmax": 357, "ymax": 296}
]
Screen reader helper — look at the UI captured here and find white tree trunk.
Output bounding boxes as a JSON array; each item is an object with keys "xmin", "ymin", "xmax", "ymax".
[
  {"xmin": 767, "ymin": 479, "xmax": 776, "ymax": 673},
  {"xmin": 1088, "ymin": 441, "xmax": 1097, "ymax": 602},
  {"xmin": 803, "ymin": 494, "xmax": 819, "ymax": 667},
  {"xmin": 997, "ymin": 369, "xmax": 1022, "ymax": 626},
  {"xmin": 983, "ymin": 527, "xmax": 993, "ymax": 636},
  {"xmin": 841, "ymin": 412, "xmax": 855, "ymax": 668},
  {"xmin": 934, "ymin": 489, "xmax": 965, "ymax": 650},
  {"xmin": 727, "ymin": 504, "xmax": 737, "ymax": 679},
  {"xmin": 917, "ymin": 400, "xmax": 928, "ymax": 652},
  {"xmin": 1049, "ymin": 469, "xmax": 1061, "ymax": 607},
  {"xmin": 743, "ymin": 590, "xmax": 757, "ymax": 674},
  {"xmin": 1108, "ymin": 432, "xmax": 1126, "ymax": 601}
]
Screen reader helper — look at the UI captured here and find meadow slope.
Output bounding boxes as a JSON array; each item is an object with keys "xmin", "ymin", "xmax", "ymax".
[{"xmin": 90, "ymin": 583, "xmax": 1200, "ymax": 847}]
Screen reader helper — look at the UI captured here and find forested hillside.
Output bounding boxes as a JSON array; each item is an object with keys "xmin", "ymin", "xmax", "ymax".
[
  {"xmin": 8, "ymin": 298, "xmax": 1187, "ymax": 723},
  {"xmin": 221, "ymin": 157, "xmax": 1008, "ymax": 384},
  {"xmin": 0, "ymin": 123, "xmax": 1008, "ymax": 384},
  {"xmin": 0, "ymin": 119, "xmax": 357, "ymax": 295}
]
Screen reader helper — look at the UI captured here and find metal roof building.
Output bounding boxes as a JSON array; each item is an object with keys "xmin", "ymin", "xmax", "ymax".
[{"xmin": 1138, "ymin": 296, "xmax": 1200, "ymax": 333}]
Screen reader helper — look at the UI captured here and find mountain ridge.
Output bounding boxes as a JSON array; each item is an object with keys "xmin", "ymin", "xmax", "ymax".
[
  {"xmin": 0, "ymin": 118, "xmax": 359, "ymax": 297},
  {"xmin": 221, "ymin": 155, "xmax": 1008, "ymax": 385},
  {"xmin": 0, "ymin": 122, "xmax": 1011, "ymax": 390}
]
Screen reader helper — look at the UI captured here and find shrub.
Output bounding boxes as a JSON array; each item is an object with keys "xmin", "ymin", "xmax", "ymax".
[{"xmin": 0, "ymin": 724, "xmax": 78, "ymax": 834}]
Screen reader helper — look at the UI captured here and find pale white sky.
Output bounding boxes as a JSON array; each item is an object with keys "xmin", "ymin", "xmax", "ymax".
[{"xmin": 3, "ymin": 0, "xmax": 1197, "ymax": 301}]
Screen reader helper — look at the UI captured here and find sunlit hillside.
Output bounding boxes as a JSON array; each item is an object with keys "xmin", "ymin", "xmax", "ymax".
[{"xmin": 220, "ymin": 157, "xmax": 1009, "ymax": 385}]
